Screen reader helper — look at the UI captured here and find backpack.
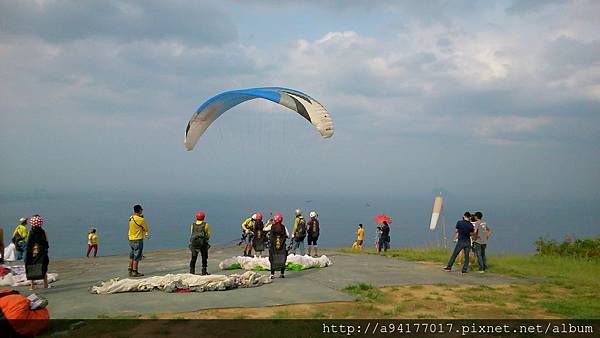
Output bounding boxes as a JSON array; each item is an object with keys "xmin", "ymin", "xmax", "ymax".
[
  {"xmin": 295, "ymin": 218, "xmax": 307, "ymax": 240},
  {"xmin": 190, "ymin": 222, "xmax": 208, "ymax": 248},
  {"xmin": 308, "ymin": 219, "xmax": 320, "ymax": 237}
]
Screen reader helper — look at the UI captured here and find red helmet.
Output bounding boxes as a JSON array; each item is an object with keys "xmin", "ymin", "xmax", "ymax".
[
  {"xmin": 195, "ymin": 211, "xmax": 205, "ymax": 220},
  {"xmin": 273, "ymin": 213, "xmax": 283, "ymax": 223},
  {"xmin": 29, "ymin": 215, "xmax": 43, "ymax": 227},
  {"xmin": 255, "ymin": 212, "xmax": 263, "ymax": 221}
]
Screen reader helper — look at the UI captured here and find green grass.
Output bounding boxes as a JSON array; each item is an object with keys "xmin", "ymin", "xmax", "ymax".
[
  {"xmin": 340, "ymin": 246, "xmax": 600, "ymax": 319},
  {"xmin": 342, "ymin": 283, "xmax": 387, "ymax": 303},
  {"xmin": 338, "ymin": 247, "xmax": 449, "ymax": 263}
]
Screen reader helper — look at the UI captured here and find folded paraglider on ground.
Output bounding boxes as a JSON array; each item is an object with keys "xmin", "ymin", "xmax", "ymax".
[{"xmin": 219, "ymin": 254, "xmax": 332, "ymax": 271}]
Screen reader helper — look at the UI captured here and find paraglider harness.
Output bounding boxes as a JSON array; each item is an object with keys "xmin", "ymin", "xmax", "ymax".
[
  {"xmin": 294, "ymin": 217, "xmax": 307, "ymax": 242},
  {"xmin": 190, "ymin": 221, "xmax": 209, "ymax": 249}
]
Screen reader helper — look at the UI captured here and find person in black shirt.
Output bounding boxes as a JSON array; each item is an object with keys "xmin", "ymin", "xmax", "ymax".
[{"xmin": 444, "ymin": 212, "xmax": 474, "ymax": 273}]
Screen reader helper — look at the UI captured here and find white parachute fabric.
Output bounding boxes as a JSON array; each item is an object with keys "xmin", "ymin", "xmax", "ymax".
[
  {"xmin": 3, "ymin": 243, "xmax": 16, "ymax": 261},
  {"xmin": 184, "ymin": 87, "xmax": 334, "ymax": 151},
  {"xmin": 0, "ymin": 265, "xmax": 59, "ymax": 287},
  {"xmin": 89, "ymin": 271, "xmax": 271, "ymax": 294},
  {"xmin": 218, "ymin": 254, "xmax": 332, "ymax": 271},
  {"xmin": 429, "ymin": 195, "xmax": 443, "ymax": 230}
]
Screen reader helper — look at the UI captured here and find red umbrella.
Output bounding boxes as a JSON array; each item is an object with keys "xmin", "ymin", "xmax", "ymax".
[{"xmin": 375, "ymin": 214, "xmax": 392, "ymax": 224}]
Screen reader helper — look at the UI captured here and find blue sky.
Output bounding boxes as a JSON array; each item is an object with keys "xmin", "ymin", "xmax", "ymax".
[{"xmin": 1, "ymin": 0, "xmax": 599, "ymax": 202}]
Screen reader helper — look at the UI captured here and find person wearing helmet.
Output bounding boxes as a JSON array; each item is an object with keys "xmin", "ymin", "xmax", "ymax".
[
  {"xmin": 263, "ymin": 213, "xmax": 290, "ymax": 278},
  {"xmin": 291, "ymin": 209, "xmax": 307, "ymax": 255},
  {"xmin": 12, "ymin": 218, "xmax": 28, "ymax": 261},
  {"xmin": 25, "ymin": 215, "xmax": 50, "ymax": 290},
  {"xmin": 241, "ymin": 214, "xmax": 258, "ymax": 257},
  {"xmin": 189, "ymin": 211, "xmax": 212, "ymax": 275},
  {"xmin": 128, "ymin": 204, "xmax": 149, "ymax": 277},
  {"xmin": 251, "ymin": 213, "xmax": 266, "ymax": 257},
  {"xmin": 307, "ymin": 211, "xmax": 320, "ymax": 257}
]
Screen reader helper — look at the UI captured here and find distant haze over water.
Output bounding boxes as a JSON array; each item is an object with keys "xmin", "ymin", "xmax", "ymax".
[{"xmin": 0, "ymin": 192, "xmax": 598, "ymax": 259}]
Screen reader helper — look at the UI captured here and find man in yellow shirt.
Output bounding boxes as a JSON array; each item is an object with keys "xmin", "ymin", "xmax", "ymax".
[
  {"xmin": 12, "ymin": 218, "xmax": 28, "ymax": 260},
  {"xmin": 356, "ymin": 224, "xmax": 364, "ymax": 249},
  {"xmin": 240, "ymin": 215, "xmax": 256, "ymax": 257},
  {"xmin": 128, "ymin": 204, "xmax": 148, "ymax": 277}
]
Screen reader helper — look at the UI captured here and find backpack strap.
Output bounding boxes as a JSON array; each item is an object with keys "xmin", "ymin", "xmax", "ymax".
[{"xmin": 0, "ymin": 290, "xmax": 20, "ymax": 298}]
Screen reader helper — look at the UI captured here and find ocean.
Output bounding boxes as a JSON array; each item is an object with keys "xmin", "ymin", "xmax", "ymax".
[{"xmin": 1, "ymin": 192, "xmax": 598, "ymax": 259}]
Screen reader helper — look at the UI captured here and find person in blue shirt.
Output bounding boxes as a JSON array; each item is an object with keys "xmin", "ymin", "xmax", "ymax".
[{"xmin": 444, "ymin": 212, "xmax": 475, "ymax": 273}]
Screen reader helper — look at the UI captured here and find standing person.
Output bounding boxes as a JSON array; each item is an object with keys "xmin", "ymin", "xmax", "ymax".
[
  {"xmin": 306, "ymin": 211, "xmax": 320, "ymax": 257},
  {"xmin": 240, "ymin": 214, "xmax": 256, "ymax": 257},
  {"xmin": 444, "ymin": 212, "xmax": 475, "ymax": 273},
  {"xmin": 291, "ymin": 209, "xmax": 307, "ymax": 255},
  {"xmin": 252, "ymin": 213, "xmax": 266, "ymax": 257},
  {"xmin": 356, "ymin": 224, "xmax": 364, "ymax": 249},
  {"xmin": 375, "ymin": 226, "xmax": 382, "ymax": 251},
  {"xmin": 12, "ymin": 218, "xmax": 28, "ymax": 260},
  {"xmin": 86, "ymin": 227, "xmax": 98, "ymax": 258},
  {"xmin": 378, "ymin": 221, "xmax": 391, "ymax": 253},
  {"xmin": 472, "ymin": 211, "xmax": 492, "ymax": 272},
  {"xmin": 264, "ymin": 213, "xmax": 289, "ymax": 278},
  {"xmin": 128, "ymin": 204, "xmax": 148, "ymax": 277},
  {"xmin": 25, "ymin": 215, "xmax": 49, "ymax": 290},
  {"xmin": 189, "ymin": 211, "xmax": 211, "ymax": 275}
]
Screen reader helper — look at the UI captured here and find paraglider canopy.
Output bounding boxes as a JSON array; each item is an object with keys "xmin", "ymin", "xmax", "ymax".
[{"xmin": 184, "ymin": 87, "xmax": 334, "ymax": 151}]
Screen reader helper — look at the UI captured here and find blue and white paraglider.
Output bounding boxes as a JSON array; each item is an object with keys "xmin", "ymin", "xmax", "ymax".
[{"xmin": 184, "ymin": 87, "xmax": 334, "ymax": 151}]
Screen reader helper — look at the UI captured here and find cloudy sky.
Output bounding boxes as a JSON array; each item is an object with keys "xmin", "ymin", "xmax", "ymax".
[{"xmin": 1, "ymin": 0, "xmax": 599, "ymax": 202}]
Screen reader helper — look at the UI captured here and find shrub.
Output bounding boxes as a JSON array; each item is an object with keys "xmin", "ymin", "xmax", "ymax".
[{"xmin": 535, "ymin": 235, "xmax": 600, "ymax": 259}]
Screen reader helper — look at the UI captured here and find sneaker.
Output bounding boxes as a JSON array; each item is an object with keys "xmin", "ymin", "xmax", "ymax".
[
  {"xmin": 280, "ymin": 274, "xmax": 285, "ymax": 278},
  {"xmin": 443, "ymin": 267, "xmax": 451, "ymax": 271},
  {"xmin": 461, "ymin": 271, "xmax": 468, "ymax": 274},
  {"xmin": 478, "ymin": 270, "xmax": 485, "ymax": 274},
  {"xmin": 131, "ymin": 271, "xmax": 144, "ymax": 277}
]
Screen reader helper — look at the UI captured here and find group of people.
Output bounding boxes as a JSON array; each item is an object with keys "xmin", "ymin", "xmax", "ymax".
[
  {"xmin": 0, "ymin": 215, "xmax": 50, "ymax": 290},
  {"xmin": 445, "ymin": 211, "xmax": 492, "ymax": 273},
  {"xmin": 126, "ymin": 205, "xmax": 321, "ymax": 280},
  {"xmin": 351, "ymin": 221, "xmax": 391, "ymax": 253},
  {"xmin": 240, "ymin": 209, "xmax": 321, "ymax": 258}
]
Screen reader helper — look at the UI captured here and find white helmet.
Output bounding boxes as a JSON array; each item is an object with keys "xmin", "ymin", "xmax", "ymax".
[
  {"xmin": 295, "ymin": 208, "xmax": 302, "ymax": 216},
  {"xmin": 309, "ymin": 211, "xmax": 317, "ymax": 218},
  {"xmin": 19, "ymin": 217, "xmax": 27, "ymax": 224},
  {"xmin": 251, "ymin": 213, "xmax": 257, "ymax": 220}
]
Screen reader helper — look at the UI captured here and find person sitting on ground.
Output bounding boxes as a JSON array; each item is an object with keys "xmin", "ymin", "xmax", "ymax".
[
  {"xmin": 241, "ymin": 214, "xmax": 256, "ymax": 257},
  {"xmin": 472, "ymin": 211, "xmax": 491, "ymax": 272},
  {"xmin": 189, "ymin": 211, "xmax": 211, "ymax": 275},
  {"xmin": 128, "ymin": 204, "xmax": 148, "ymax": 277},
  {"xmin": 86, "ymin": 227, "xmax": 98, "ymax": 258},
  {"xmin": 307, "ymin": 211, "xmax": 320, "ymax": 257},
  {"xmin": 25, "ymin": 215, "xmax": 50, "ymax": 290},
  {"xmin": 444, "ymin": 212, "xmax": 475, "ymax": 273},
  {"xmin": 291, "ymin": 209, "xmax": 307, "ymax": 255},
  {"xmin": 263, "ymin": 213, "xmax": 289, "ymax": 278},
  {"xmin": 12, "ymin": 218, "xmax": 28, "ymax": 261}
]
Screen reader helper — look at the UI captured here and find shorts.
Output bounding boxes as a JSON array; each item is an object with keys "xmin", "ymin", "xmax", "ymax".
[
  {"xmin": 245, "ymin": 234, "xmax": 254, "ymax": 244},
  {"xmin": 129, "ymin": 240, "xmax": 144, "ymax": 261},
  {"xmin": 307, "ymin": 237, "xmax": 318, "ymax": 245}
]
